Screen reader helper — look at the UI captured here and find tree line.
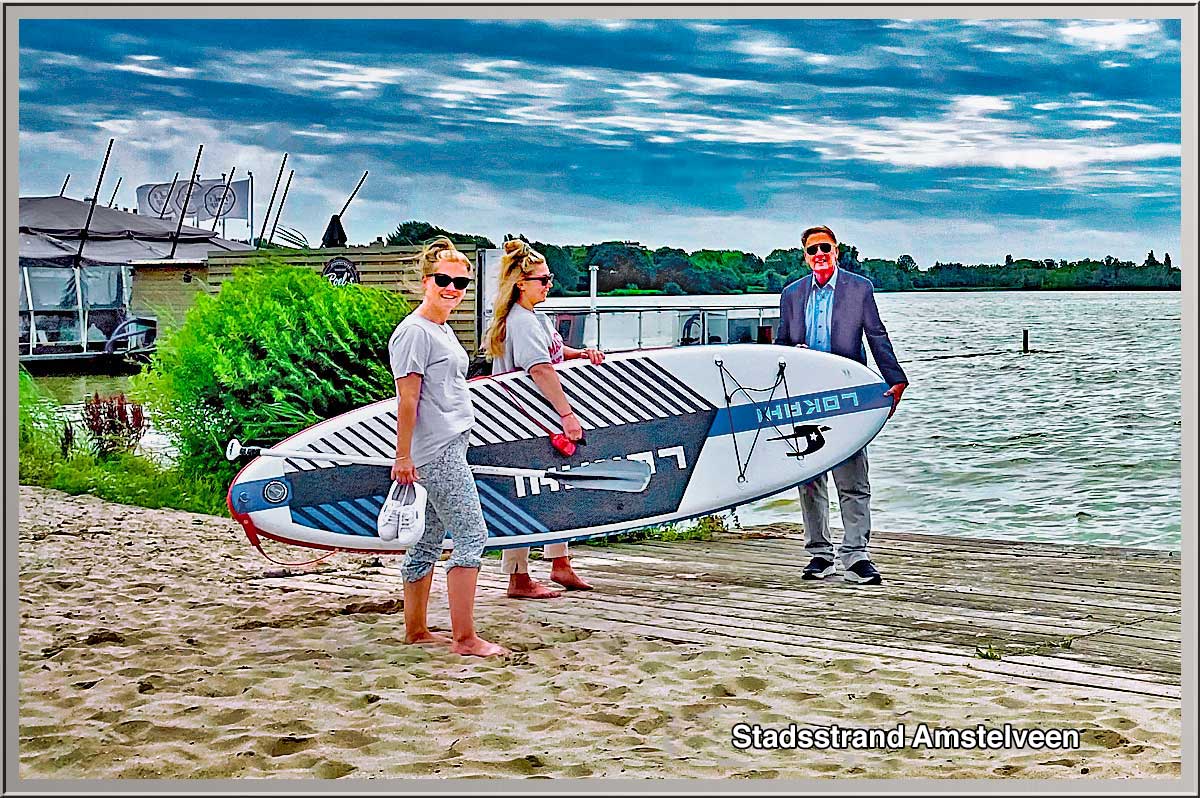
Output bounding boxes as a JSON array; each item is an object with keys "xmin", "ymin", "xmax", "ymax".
[{"xmin": 387, "ymin": 221, "xmax": 1181, "ymax": 295}]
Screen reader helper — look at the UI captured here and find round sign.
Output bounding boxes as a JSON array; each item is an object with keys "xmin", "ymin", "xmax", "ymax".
[
  {"xmin": 203, "ymin": 185, "xmax": 238, "ymax": 219},
  {"xmin": 172, "ymin": 181, "xmax": 205, "ymax": 216},
  {"xmin": 323, "ymin": 257, "xmax": 360, "ymax": 286},
  {"xmin": 146, "ymin": 183, "xmax": 173, "ymax": 215}
]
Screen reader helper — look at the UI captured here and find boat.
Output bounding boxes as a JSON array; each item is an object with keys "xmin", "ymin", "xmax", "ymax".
[{"xmin": 18, "ymin": 195, "xmax": 253, "ymax": 365}]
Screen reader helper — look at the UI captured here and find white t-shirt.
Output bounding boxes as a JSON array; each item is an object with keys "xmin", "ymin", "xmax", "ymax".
[
  {"xmin": 388, "ymin": 313, "xmax": 475, "ymax": 467},
  {"xmin": 493, "ymin": 304, "xmax": 565, "ymax": 374}
]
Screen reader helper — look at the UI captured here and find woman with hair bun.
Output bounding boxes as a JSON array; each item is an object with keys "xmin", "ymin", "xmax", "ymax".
[
  {"xmin": 388, "ymin": 236, "xmax": 507, "ymax": 656},
  {"xmin": 483, "ymin": 239, "xmax": 604, "ymax": 599}
]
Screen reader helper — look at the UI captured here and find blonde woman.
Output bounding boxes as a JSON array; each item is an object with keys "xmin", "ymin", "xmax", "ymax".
[
  {"xmin": 389, "ymin": 237, "xmax": 507, "ymax": 656},
  {"xmin": 484, "ymin": 239, "xmax": 604, "ymax": 599}
]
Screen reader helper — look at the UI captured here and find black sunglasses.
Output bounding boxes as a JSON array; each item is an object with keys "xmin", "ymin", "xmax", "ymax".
[
  {"xmin": 805, "ymin": 242, "xmax": 834, "ymax": 256},
  {"xmin": 523, "ymin": 275, "xmax": 554, "ymax": 286},
  {"xmin": 430, "ymin": 273, "xmax": 472, "ymax": 290}
]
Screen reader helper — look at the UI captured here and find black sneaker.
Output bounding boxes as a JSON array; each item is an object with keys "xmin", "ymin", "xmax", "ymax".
[
  {"xmin": 801, "ymin": 557, "xmax": 836, "ymax": 580},
  {"xmin": 844, "ymin": 560, "xmax": 882, "ymax": 585}
]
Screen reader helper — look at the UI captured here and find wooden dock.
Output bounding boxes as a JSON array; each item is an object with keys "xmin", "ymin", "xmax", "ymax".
[{"xmin": 251, "ymin": 526, "xmax": 1181, "ymax": 701}]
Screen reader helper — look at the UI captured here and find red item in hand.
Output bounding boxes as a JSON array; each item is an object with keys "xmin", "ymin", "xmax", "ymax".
[{"xmin": 550, "ymin": 433, "xmax": 577, "ymax": 457}]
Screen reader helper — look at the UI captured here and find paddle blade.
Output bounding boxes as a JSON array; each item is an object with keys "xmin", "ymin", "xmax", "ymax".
[{"xmin": 552, "ymin": 459, "xmax": 652, "ymax": 493}]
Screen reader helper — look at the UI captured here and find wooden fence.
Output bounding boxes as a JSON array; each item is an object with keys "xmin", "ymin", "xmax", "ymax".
[{"xmin": 205, "ymin": 245, "xmax": 482, "ymax": 351}]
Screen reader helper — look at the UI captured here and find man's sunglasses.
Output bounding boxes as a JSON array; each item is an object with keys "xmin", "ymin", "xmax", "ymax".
[
  {"xmin": 523, "ymin": 275, "xmax": 554, "ymax": 286},
  {"xmin": 805, "ymin": 242, "xmax": 834, "ymax": 256},
  {"xmin": 430, "ymin": 273, "xmax": 472, "ymax": 290}
]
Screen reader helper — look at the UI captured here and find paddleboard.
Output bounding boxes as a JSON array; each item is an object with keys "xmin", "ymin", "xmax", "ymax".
[{"xmin": 227, "ymin": 343, "xmax": 893, "ymax": 554}]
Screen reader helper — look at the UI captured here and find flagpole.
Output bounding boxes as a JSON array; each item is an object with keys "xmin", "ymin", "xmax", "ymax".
[{"xmin": 247, "ymin": 170, "xmax": 255, "ymax": 244}]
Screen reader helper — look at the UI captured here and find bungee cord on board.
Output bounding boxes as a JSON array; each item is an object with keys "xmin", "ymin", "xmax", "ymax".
[{"xmin": 713, "ymin": 356, "xmax": 806, "ymax": 483}]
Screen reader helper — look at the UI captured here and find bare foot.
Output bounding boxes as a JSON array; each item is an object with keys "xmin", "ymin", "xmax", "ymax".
[
  {"xmin": 406, "ymin": 630, "xmax": 452, "ymax": 645},
  {"xmin": 507, "ymin": 573, "xmax": 563, "ymax": 600},
  {"xmin": 550, "ymin": 558, "xmax": 593, "ymax": 591},
  {"xmin": 452, "ymin": 636, "xmax": 510, "ymax": 657}
]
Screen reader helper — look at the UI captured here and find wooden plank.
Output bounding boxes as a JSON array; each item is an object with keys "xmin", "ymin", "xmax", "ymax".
[
  {"xmin": 742, "ymin": 525, "xmax": 1181, "ymax": 565},
  {"xmin": 374, "ymin": 561, "xmax": 1180, "ymax": 649},
  {"xmin": 497, "ymin": 599, "xmax": 1180, "ymax": 700},
  {"xmin": 700, "ymin": 533, "xmax": 1183, "ymax": 580},
  {"xmin": 205, "ymin": 245, "xmax": 481, "ymax": 350},
  {"xmin": 624, "ymin": 539, "xmax": 1183, "ymax": 600},
  {"xmin": 559, "ymin": 550, "xmax": 1181, "ymax": 619},
  {"xmin": 250, "ymin": 527, "xmax": 1182, "ymax": 701},
  {"xmin": 471, "ymin": 572, "xmax": 1181, "ymax": 682},
  {"xmin": 612, "ymin": 537, "xmax": 1182, "ymax": 598},
  {"xmin": 476, "ymin": 569, "xmax": 1183, "ymax": 664}
]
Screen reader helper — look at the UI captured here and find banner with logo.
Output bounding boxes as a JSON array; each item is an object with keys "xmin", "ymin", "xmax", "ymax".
[{"xmin": 136, "ymin": 178, "xmax": 251, "ymax": 221}]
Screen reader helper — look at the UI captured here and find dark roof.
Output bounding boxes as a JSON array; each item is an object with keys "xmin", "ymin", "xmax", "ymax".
[{"xmin": 18, "ymin": 195, "xmax": 253, "ymax": 263}]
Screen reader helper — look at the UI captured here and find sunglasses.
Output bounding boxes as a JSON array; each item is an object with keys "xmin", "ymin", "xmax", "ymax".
[
  {"xmin": 805, "ymin": 242, "xmax": 834, "ymax": 256},
  {"xmin": 523, "ymin": 275, "xmax": 554, "ymax": 286},
  {"xmin": 429, "ymin": 273, "xmax": 472, "ymax": 290}
]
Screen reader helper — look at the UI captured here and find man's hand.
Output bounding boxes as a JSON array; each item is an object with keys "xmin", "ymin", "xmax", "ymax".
[
  {"xmin": 884, "ymin": 382, "xmax": 907, "ymax": 418},
  {"xmin": 582, "ymin": 348, "xmax": 605, "ymax": 365}
]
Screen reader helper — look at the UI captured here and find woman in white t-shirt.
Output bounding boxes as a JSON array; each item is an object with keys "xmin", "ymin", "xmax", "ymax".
[
  {"xmin": 483, "ymin": 239, "xmax": 604, "ymax": 599},
  {"xmin": 389, "ymin": 237, "xmax": 507, "ymax": 657}
]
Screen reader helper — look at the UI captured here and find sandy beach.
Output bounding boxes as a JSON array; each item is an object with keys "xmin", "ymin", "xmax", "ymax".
[{"xmin": 17, "ymin": 485, "xmax": 1182, "ymax": 780}]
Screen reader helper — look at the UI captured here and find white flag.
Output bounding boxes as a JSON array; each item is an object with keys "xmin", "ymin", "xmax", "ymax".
[{"xmin": 136, "ymin": 178, "xmax": 251, "ymax": 221}]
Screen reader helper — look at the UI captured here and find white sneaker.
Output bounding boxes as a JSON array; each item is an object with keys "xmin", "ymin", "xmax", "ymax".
[{"xmin": 377, "ymin": 481, "xmax": 427, "ymax": 546}]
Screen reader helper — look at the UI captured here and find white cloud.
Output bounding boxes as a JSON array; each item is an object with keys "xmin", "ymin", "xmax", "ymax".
[
  {"xmin": 1066, "ymin": 119, "xmax": 1117, "ymax": 131},
  {"xmin": 113, "ymin": 60, "xmax": 198, "ymax": 79},
  {"xmin": 1058, "ymin": 20, "xmax": 1162, "ymax": 51}
]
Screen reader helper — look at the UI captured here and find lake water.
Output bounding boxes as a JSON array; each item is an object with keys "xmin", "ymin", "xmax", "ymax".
[{"xmin": 32, "ymin": 290, "xmax": 1182, "ymax": 550}]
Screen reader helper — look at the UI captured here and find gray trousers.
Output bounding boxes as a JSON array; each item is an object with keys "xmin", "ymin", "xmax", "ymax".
[
  {"xmin": 798, "ymin": 447, "xmax": 872, "ymax": 569},
  {"xmin": 402, "ymin": 432, "xmax": 487, "ymax": 583}
]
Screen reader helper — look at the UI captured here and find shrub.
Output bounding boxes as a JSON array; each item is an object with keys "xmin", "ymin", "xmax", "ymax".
[
  {"xmin": 132, "ymin": 259, "xmax": 411, "ymax": 487},
  {"xmin": 81, "ymin": 393, "xmax": 149, "ymax": 458}
]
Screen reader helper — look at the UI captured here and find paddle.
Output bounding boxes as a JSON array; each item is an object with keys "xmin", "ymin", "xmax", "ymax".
[{"xmin": 225, "ymin": 439, "xmax": 652, "ymax": 493}]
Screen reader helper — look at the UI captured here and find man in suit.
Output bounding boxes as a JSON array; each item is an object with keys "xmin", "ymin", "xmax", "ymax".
[{"xmin": 776, "ymin": 225, "xmax": 908, "ymax": 585}]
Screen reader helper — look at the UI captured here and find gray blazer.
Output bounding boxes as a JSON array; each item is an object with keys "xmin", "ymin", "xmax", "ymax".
[{"xmin": 775, "ymin": 269, "xmax": 908, "ymax": 387}]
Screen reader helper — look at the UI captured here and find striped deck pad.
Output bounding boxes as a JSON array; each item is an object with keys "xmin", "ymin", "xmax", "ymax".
[
  {"xmin": 271, "ymin": 358, "xmax": 715, "ymax": 473},
  {"xmin": 248, "ymin": 527, "xmax": 1181, "ymax": 702}
]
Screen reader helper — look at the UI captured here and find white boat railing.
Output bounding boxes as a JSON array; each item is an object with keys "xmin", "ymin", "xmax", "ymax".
[{"xmin": 544, "ymin": 304, "xmax": 781, "ymax": 353}]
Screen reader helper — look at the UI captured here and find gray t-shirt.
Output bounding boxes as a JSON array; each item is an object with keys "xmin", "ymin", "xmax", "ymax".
[
  {"xmin": 388, "ymin": 313, "xmax": 475, "ymax": 468},
  {"xmin": 493, "ymin": 304, "xmax": 565, "ymax": 374}
]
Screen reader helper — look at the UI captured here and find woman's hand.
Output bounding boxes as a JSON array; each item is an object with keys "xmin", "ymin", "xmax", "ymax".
[
  {"xmin": 392, "ymin": 456, "xmax": 418, "ymax": 484},
  {"xmin": 582, "ymin": 348, "xmax": 605, "ymax": 365},
  {"xmin": 561, "ymin": 411, "xmax": 584, "ymax": 442}
]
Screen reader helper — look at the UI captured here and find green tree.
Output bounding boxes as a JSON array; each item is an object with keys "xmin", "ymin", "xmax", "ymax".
[
  {"xmin": 387, "ymin": 220, "xmax": 494, "ymax": 249},
  {"xmin": 584, "ymin": 241, "xmax": 656, "ymax": 293},
  {"xmin": 1143, "ymin": 250, "xmax": 1160, "ymax": 267}
]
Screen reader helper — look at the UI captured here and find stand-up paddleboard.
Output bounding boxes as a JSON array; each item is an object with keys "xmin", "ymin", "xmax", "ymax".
[{"xmin": 227, "ymin": 343, "xmax": 893, "ymax": 555}]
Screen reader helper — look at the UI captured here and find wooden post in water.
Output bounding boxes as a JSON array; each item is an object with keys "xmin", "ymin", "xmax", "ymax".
[{"xmin": 1023, "ymin": 329, "xmax": 1029, "ymax": 353}]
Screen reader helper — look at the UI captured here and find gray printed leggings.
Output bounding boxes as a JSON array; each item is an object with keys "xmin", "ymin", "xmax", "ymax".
[{"xmin": 401, "ymin": 432, "xmax": 487, "ymax": 583}]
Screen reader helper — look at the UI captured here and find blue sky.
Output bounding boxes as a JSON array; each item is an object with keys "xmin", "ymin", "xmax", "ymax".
[{"xmin": 18, "ymin": 16, "xmax": 1183, "ymax": 267}]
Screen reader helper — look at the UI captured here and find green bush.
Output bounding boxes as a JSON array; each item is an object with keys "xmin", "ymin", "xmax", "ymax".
[
  {"xmin": 131, "ymin": 259, "xmax": 411, "ymax": 487},
  {"xmin": 18, "ymin": 367, "xmax": 63, "ymax": 480}
]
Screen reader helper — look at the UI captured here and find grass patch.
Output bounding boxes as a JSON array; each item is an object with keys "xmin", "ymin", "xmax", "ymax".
[
  {"xmin": 19, "ymin": 367, "xmax": 228, "ymax": 516},
  {"xmin": 580, "ymin": 514, "xmax": 727, "ymax": 547},
  {"xmin": 34, "ymin": 452, "xmax": 229, "ymax": 515}
]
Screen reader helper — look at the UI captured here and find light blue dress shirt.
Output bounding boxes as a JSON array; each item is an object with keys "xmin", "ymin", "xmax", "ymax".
[{"xmin": 804, "ymin": 267, "xmax": 838, "ymax": 352}]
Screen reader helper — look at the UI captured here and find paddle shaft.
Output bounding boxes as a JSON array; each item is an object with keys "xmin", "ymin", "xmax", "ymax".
[{"xmin": 239, "ymin": 443, "xmax": 596, "ymax": 481}]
